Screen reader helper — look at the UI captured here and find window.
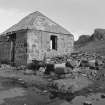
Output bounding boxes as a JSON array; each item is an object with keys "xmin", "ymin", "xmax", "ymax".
[{"xmin": 50, "ymin": 35, "xmax": 57, "ymax": 50}]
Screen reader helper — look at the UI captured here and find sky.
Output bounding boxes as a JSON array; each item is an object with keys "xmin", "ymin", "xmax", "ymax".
[{"xmin": 0, "ymin": 0, "xmax": 105, "ymax": 40}]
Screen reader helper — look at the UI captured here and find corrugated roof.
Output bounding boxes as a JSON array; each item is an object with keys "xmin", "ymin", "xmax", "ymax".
[{"xmin": 2, "ymin": 11, "xmax": 72, "ymax": 35}]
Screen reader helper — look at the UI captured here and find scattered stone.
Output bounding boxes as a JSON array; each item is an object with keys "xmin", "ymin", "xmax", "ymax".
[
  {"xmin": 83, "ymin": 101, "xmax": 92, "ymax": 105},
  {"xmin": 24, "ymin": 69, "xmax": 35, "ymax": 75},
  {"xmin": 101, "ymin": 94, "xmax": 105, "ymax": 99}
]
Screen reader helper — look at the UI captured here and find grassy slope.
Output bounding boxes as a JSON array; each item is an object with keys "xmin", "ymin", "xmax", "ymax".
[
  {"xmin": 74, "ymin": 28, "xmax": 105, "ymax": 56},
  {"xmin": 75, "ymin": 40, "xmax": 105, "ymax": 56}
]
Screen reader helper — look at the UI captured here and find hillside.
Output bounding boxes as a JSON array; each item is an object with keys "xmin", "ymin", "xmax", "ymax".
[{"xmin": 74, "ymin": 29, "xmax": 105, "ymax": 56}]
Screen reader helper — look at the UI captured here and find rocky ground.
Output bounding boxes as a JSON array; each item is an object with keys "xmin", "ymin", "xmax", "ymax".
[
  {"xmin": 0, "ymin": 70, "xmax": 54, "ymax": 105},
  {"xmin": 74, "ymin": 28, "xmax": 105, "ymax": 57},
  {"xmin": 0, "ymin": 69, "xmax": 104, "ymax": 105},
  {"xmin": 0, "ymin": 52, "xmax": 105, "ymax": 105}
]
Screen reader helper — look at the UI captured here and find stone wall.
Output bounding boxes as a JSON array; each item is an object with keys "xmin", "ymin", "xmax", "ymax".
[
  {"xmin": 0, "ymin": 35, "xmax": 11, "ymax": 63},
  {"xmin": 0, "ymin": 31, "xmax": 27, "ymax": 66},
  {"xmin": 14, "ymin": 30, "xmax": 27, "ymax": 66},
  {"xmin": 27, "ymin": 30, "xmax": 41, "ymax": 63},
  {"xmin": 43, "ymin": 31, "xmax": 74, "ymax": 58},
  {"xmin": 0, "ymin": 29, "xmax": 73, "ymax": 66},
  {"xmin": 27, "ymin": 29, "xmax": 74, "ymax": 63}
]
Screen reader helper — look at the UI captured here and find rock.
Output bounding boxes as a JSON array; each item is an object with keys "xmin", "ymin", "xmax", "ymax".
[
  {"xmin": 0, "ymin": 64, "xmax": 15, "ymax": 71},
  {"xmin": 55, "ymin": 67, "xmax": 73, "ymax": 74},
  {"xmin": 45, "ymin": 63, "xmax": 55, "ymax": 74},
  {"xmin": 91, "ymin": 29, "xmax": 105, "ymax": 41},
  {"xmin": 101, "ymin": 94, "xmax": 105, "ymax": 99},
  {"xmin": 54, "ymin": 63, "xmax": 65, "ymax": 68},
  {"xmin": 51, "ymin": 76, "xmax": 92, "ymax": 93},
  {"xmin": 83, "ymin": 101, "xmax": 92, "ymax": 105},
  {"xmin": 24, "ymin": 69, "xmax": 34, "ymax": 75},
  {"xmin": 39, "ymin": 67, "xmax": 45, "ymax": 73},
  {"xmin": 36, "ymin": 70, "xmax": 44, "ymax": 76},
  {"xmin": 74, "ymin": 29, "xmax": 105, "ymax": 56},
  {"xmin": 16, "ymin": 65, "xmax": 26, "ymax": 70}
]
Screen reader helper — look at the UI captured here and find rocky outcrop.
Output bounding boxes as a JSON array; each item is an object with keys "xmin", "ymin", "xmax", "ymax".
[
  {"xmin": 91, "ymin": 29, "xmax": 105, "ymax": 41},
  {"xmin": 75, "ymin": 28, "xmax": 105, "ymax": 45},
  {"xmin": 74, "ymin": 29, "xmax": 105, "ymax": 56},
  {"xmin": 74, "ymin": 35, "xmax": 90, "ymax": 47}
]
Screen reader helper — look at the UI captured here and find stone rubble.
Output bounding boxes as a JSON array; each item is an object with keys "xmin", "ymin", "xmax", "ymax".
[
  {"xmin": 0, "ymin": 52, "xmax": 105, "ymax": 98},
  {"xmin": 44, "ymin": 52, "xmax": 105, "ymax": 94}
]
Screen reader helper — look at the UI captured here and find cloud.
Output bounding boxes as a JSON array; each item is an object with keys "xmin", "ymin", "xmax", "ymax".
[
  {"xmin": 0, "ymin": 0, "xmax": 105, "ymax": 40},
  {"xmin": 0, "ymin": 8, "xmax": 30, "ymax": 33}
]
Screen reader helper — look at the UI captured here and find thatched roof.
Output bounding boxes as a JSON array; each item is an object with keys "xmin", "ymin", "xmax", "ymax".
[{"xmin": 2, "ymin": 11, "xmax": 72, "ymax": 35}]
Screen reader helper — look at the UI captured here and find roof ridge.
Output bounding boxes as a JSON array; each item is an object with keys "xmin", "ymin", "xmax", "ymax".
[{"xmin": 1, "ymin": 11, "xmax": 72, "ymax": 35}]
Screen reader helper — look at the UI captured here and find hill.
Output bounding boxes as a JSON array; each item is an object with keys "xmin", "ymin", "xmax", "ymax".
[{"xmin": 74, "ymin": 29, "xmax": 105, "ymax": 56}]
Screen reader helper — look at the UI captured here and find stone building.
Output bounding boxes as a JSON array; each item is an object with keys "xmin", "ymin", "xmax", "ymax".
[{"xmin": 0, "ymin": 11, "xmax": 74, "ymax": 66}]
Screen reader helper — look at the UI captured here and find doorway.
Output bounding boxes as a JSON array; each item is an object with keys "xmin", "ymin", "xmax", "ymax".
[
  {"xmin": 50, "ymin": 35, "xmax": 57, "ymax": 50},
  {"xmin": 9, "ymin": 33, "xmax": 16, "ymax": 65}
]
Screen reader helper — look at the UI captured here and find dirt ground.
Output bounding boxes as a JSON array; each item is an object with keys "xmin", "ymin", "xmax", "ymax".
[
  {"xmin": 0, "ymin": 70, "xmax": 64, "ymax": 105},
  {"xmin": 0, "ymin": 70, "xmax": 105, "ymax": 105}
]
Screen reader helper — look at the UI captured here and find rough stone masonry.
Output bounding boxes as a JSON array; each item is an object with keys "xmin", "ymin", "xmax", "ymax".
[{"xmin": 0, "ymin": 11, "xmax": 74, "ymax": 66}]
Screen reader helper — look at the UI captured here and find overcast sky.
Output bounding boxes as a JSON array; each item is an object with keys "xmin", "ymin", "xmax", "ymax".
[{"xmin": 0, "ymin": 0, "xmax": 105, "ymax": 40}]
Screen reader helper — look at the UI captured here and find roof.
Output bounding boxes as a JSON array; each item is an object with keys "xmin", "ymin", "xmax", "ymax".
[{"xmin": 2, "ymin": 11, "xmax": 73, "ymax": 35}]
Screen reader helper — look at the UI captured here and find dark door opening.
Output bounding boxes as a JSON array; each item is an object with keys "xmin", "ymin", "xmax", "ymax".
[
  {"xmin": 50, "ymin": 35, "xmax": 57, "ymax": 50},
  {"xmin": 9, "ymin": 33, "xmax": 16, "ymax": 65}
]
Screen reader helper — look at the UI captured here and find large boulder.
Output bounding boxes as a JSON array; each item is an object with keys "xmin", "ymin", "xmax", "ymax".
[
  {"xmin": 50, "ymin": 76, "xmax": 92, "ymax": 93},
  {"xmin": 91, "ymin": 29, "xmax": 105, "ymax": 41}
]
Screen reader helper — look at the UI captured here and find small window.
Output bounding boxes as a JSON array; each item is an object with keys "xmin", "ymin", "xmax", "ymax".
[{"xmin": 50, "ymin": 35, "xmax": 57, "ymax": 50}]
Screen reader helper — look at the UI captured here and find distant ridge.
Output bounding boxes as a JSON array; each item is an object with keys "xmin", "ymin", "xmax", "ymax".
[{"xmin": 74, "ymin": 28, "xmax": 105, "ymax": 56}]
